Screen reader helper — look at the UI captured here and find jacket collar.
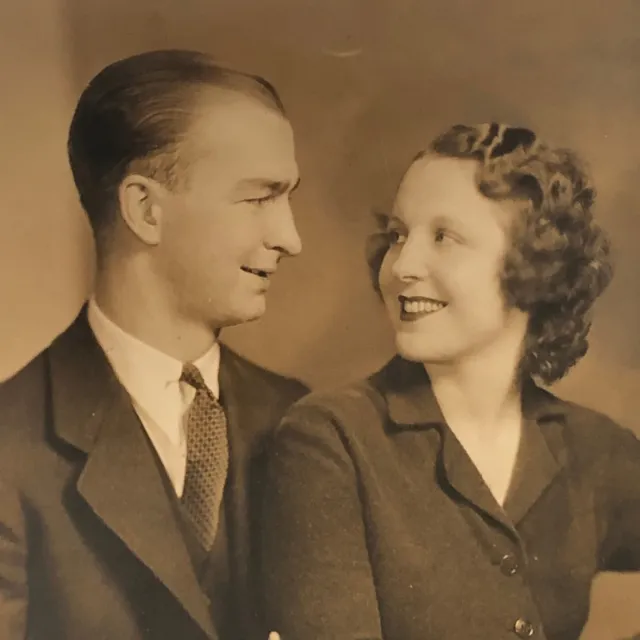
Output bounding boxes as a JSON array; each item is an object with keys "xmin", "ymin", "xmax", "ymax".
[
  {"xmin": 48, "ymin": 305, "xmax": 122, "ymax": 453},
  {"xmin": 372, "ymin": 356, "xmax": 569, "ymax": 430},
  {"xmin": 47, "ymin": 306, "xmax": 217, "ymax": 639},
  {"xmin": 371, "ymin": 356, "xmax": 570, "ymax": 528}
]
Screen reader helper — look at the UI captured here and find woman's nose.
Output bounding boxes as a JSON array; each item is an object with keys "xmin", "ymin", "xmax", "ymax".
[{"xmin": 390, "ymin": 237, "xmax": 429, "ymax": 282}]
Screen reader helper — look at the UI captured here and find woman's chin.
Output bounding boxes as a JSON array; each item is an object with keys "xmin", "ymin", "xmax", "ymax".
[
  {"xmin": 395, "ymin": 333, "xmax": 443, "ymax": 363},
  {"xmin": 396, "ymin": 333, "xmax": 433, "ymax": 362}
]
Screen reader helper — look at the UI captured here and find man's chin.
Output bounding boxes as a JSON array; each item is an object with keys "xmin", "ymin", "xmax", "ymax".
[{"xmin": 213, "ymin": 302, "xmax": 267, "ymax": 330}]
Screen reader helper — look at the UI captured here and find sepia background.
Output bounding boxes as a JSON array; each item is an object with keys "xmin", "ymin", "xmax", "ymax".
[{"xmin": 1, "ymin": 0, "xmax": 639, "ymax": 636}]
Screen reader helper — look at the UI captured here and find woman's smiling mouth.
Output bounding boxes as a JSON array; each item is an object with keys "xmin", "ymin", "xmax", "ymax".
[{"xmin": 399, "ymin": 295, "xmax": 447, "ymax": 321}]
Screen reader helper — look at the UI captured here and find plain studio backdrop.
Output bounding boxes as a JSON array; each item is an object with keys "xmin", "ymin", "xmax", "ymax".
[{"xmin": 1, "ymin": 0, "xmax": 639, "ymax": 636}]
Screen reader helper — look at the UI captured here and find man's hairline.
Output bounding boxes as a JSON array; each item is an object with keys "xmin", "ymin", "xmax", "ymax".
[{"xmin": 125, "ymin": 83, "xmax": 292, "ymax": 194}]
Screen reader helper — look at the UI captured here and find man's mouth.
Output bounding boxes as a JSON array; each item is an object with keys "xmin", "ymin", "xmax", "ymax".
[
  {"xmin": 241, "ymin": 266, "xmax": 273, "ymax": 279},
  {"xmin": 399, "ymin": 295, "xmax": 447, "ymax": 320}
]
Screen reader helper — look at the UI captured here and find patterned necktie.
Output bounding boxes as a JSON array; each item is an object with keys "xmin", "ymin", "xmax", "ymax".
[{"xmin": 180, "ymin": 363, "xmax": 229, "ymax": 551}]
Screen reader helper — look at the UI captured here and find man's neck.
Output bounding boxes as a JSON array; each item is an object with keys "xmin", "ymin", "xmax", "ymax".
[{"xmin": 93, "ymin": 258, "xmax": 218, "ymax": 364}]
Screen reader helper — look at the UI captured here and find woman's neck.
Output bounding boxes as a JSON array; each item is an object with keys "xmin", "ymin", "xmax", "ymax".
[{"xmin": 425, "ymin": 336, "xmax": 525, "ymax": 441}]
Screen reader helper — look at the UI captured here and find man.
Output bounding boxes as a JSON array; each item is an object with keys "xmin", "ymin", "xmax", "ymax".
[{"xmin": 0, "ymin": 50, "xmax": 308, "ymax": 640}]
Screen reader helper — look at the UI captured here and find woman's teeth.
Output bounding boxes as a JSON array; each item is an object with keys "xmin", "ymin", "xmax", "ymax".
[{"xmin": 401, "ymin": 298, "xmax": 446, "ymax": 314}]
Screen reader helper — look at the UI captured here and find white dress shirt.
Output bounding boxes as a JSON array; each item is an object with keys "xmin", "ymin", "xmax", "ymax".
[{"xmin": 87, "ymin": 298, "xmax": 221, "ymax": 498}]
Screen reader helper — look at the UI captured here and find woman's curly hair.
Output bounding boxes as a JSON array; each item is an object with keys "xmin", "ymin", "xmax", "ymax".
[{"xmin": 367, "ymin": 122, "xmax": 614, "ymax": 385}]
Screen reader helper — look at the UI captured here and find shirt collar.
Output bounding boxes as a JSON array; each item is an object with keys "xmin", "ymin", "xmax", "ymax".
[
  {"xmin": 87, "ymin": 298, "xmax": 221, "ymax": 442},
  {"xmin": 371, "ymin": 356, "xmax": 569, "ymax": 429}
]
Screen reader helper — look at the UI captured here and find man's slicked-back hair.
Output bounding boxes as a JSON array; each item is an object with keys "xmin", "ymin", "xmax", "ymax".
[{"xmin": 67, "ymin": 49, "xmax": 286, "ymax": 241}]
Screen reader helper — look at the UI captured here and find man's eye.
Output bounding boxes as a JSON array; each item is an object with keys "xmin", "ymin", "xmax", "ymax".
[{"xmin": 245, "ymin": 194, "xmax": 276, "ymax": 205}]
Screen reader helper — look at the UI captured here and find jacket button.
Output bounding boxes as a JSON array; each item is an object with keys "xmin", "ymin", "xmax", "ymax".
[
  {"xmin": 500, "ymin": 553, "xmax": 519, "ymax": 576},
  {"xmin": 514, "ymin": 618, "xmax": 535, "ymax": 637}
]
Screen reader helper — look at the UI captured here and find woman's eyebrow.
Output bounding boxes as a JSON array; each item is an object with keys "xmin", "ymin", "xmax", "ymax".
[
  {"xmin": 430, "ymin": 213, "xmax": 464, "ymax": 229},
  {"xmin": 371, "ymin": 211, "xmax": 393, "ymax": 229}
]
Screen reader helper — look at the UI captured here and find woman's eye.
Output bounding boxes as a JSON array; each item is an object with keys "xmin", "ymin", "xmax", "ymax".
[
  {"xmin": 434, "ymin": 229, "xmax": 453, "ymax": 244},
  {"xmin": 387, "ymin": 230, "xmax": 407, "ymax": 245}
]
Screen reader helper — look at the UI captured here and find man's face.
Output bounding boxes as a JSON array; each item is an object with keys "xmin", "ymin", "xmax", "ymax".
[{"xmin": 154, "ymin": 90, "xmax": 301, "ymax": 330}]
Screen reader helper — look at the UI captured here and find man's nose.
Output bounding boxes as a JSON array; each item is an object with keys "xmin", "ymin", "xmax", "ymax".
[{"xmin": 265, "ymin": 202, "xmax": 302, "ymax": 257}]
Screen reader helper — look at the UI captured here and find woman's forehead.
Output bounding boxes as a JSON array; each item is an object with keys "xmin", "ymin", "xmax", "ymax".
[
  {"xmin": 397, "ymin": 156, "xmax": 473, "ymax": 200},
  {"xmin": 393, "ymin": 155, "xmax": 503, "ymax": 224}
]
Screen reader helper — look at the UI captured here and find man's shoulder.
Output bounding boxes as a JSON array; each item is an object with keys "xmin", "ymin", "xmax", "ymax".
[
  {"xmin": 0, "ymin": 350, "xmax": 48, "ymax": 414},
  {"xmin": 0, "ymin": 349, "xmax": 54, "ymax": 483},
  {"xmin": 220, "ymin": 345, "xmax": 309, "ymax": 404},
  {"xmin": 0, "ymin": 312, "xmax": 85, "ymax": 413}
]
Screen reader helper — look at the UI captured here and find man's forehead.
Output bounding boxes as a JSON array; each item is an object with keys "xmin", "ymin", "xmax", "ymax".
[
  {"xmin": 186, "ymin": 96, "xmax": 293, "ymax": 155},
  {"xmin": 182, "ymin": 95, "xmax": 297, "ymax": 184},
  {"xmin": 189, "ymin": 88, "xmax": 289, "ymax": 135}
]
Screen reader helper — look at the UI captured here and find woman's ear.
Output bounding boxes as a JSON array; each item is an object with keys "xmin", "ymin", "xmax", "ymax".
[{"xmin": 117, "ymin": 174, "xmax": 164, "ymax": 246}]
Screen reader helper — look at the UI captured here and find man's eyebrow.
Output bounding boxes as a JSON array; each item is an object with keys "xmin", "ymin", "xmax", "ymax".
[{"xmin": 236, "ymin": 177, "xmax": 301, "ymax": 194}]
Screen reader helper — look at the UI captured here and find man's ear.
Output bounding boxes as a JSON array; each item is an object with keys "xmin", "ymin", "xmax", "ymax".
[{"xmin": 117, "ymin": 174, "xmax": 164, "ymax": 246}]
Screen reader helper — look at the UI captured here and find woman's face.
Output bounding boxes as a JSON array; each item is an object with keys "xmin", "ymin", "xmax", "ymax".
[{"xmin": 379, "ymin": 154, "xmax": 528, "ymax": 366}]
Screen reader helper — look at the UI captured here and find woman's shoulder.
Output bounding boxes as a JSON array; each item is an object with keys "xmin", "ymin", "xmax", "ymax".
[
  {"xmin": 293, "ymin": 355, "xmax": 423, "ymax": 410},
  {"xmin": 283, "ymin": 378, "xmax": 387, "ymax": 431},
  {"xmin": 543, "ymin": 388, "xmax": 640, "ymax": 458},
  {"xmin": 271, "ymin": 361, "xmax": 411, "ymax": 451},
  {"xmin": 274, "ymin": 357, "xmax": 434, "ymax": 458},
  {"xmin": 263, "ymin": 378, "xmax": 390, "ymax": 472},
  {"xmin": 554, "ymin": 394, "xmax": 629, "ymax": 433}
]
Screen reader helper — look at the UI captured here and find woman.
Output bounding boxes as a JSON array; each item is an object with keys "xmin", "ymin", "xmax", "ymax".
[{"xmin": 260, "ymin": 123, "xmax": 640, "ymax": 640}]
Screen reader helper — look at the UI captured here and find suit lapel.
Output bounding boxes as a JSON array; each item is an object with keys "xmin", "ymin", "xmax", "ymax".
[
  {"xmin": 219, "ymin": 345, "xmax": 294, "ymax": 640},
  {"xmin": 48, "ymin": 309, "xmax": 217, "ymax": 639},
  {"xmin": 218, "ymin": 347, "xmax": 253, "ymax": 634}
]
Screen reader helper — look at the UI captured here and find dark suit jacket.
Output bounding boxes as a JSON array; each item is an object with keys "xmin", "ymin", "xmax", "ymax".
[
  {"xmin": 261, "ymin": 357, "xmax": 640, "ymax": 640},
  {"xmin": 0, "ymin": 307, "xmax": 308, "ymax": 640}
]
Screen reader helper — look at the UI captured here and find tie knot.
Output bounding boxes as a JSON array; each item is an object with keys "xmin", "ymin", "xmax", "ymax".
[{"xmin": 181, "ymin": 363, "xmax": 208, "ymax": 391}]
